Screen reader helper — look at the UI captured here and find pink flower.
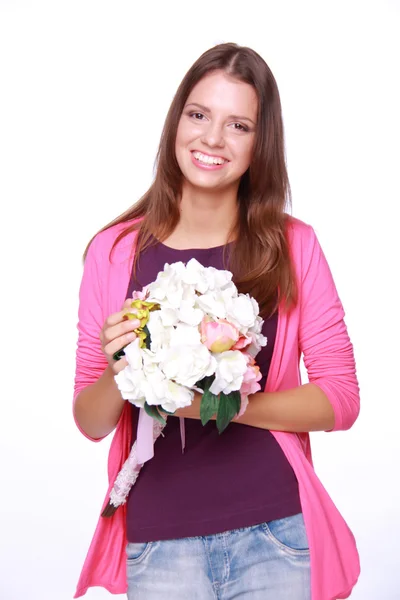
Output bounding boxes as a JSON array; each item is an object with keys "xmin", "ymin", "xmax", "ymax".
[
  {"xmin": 131, "ymin": 289, "xmax": 148, "ymax": 301},
  {"xmin": 200, "ymin": 317, "xmax": 240, "ymax": 353},
  {"xmin": 238, "ymin": 394, "xmax": 249, "ymax": 417},
  {"xmin": 236, "ymin": 353, "xmax": 262, "ymax": 417},
  {"xmin": 240, "ymin": 352, "xmax": 262, "ymax": 397},
  {"xmin": 231, "ymin": 334, "xmax": 252, "ymax": 351}
]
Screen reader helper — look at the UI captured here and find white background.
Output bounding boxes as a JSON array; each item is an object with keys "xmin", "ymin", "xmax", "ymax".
[{"xmin": 0, "ymin": 1, "xmax": 399, "ymax": 599}]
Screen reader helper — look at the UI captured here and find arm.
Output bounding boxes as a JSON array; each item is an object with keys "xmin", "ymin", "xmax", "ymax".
[
  {"xmin": 235, "ymin": 384, "xmax": 334, "ymax": 431},
  {"xmin": 73, "ymin": 233, "xmax": 117, "ymax": 441},
  {"xmin": 74, "ymin": 366, "xmax": 126, "ymax": 440},
  {"xmin": 176, "ymin": 225, "xmax": 359, "ymax": 433},
  {"xmin": 295, "ymin": 224, "xmax": 360, "ymax": 431},
  {"xmin": 74, "ymin": 298, "xmax": 139, "ymax": 440},
  {"xmin": 175, "ymin": 384, "xmax": 334, "ymax": 432},
  {"xmin": 73, "ymin": 232, "xmax": 135, "ymax": 441}
]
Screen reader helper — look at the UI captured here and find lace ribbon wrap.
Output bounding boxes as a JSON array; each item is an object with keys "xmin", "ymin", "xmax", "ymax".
[{"xmin": 101, "ymin": 419, "xmax": 166, "ymax": 518}]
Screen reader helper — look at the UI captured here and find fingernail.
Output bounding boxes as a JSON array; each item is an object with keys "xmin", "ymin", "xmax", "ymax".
[{"xmin": 127, "ymin": 332, "xmax": 136, "ymax": 340}]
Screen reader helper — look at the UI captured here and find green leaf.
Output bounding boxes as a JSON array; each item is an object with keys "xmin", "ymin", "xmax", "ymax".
[
  {"xmin": 216, "ymin": 391, "xmax": 241, "ymax": 434},
  {"xmin": 200, "ymin": 388, "xmax": 219, "ymax": 426},
  {"xmin": 144, "ymin": 402, "xmax": 166, "ymax": 425},
  {"xmin": 230, "ymin": 390, "xmax": 241, "ymax": 414},
  {"xmin": 195, "ymin": 379, "xmax": 206, "ymax": 391},
  {"xmin": 195, "ymin": 375, "xmax": 214, "ymax": 391},
  {"xmin": 112, "ymin": 347, "xmax": 126, "ymax": 362},
  {"xmin": 143, "ymin": 324, "xmax": 151, "ymax": 350}
]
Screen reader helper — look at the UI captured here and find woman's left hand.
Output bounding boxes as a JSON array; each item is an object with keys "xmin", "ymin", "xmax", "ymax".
[{"xmin": 172, "ymin": 391, "xmax": 247, "ymax": 422}]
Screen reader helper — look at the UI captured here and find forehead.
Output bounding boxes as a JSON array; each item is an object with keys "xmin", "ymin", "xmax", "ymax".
[{"xmin": 186, "ymin": 71, "xmax": 258, "ymax": 119}]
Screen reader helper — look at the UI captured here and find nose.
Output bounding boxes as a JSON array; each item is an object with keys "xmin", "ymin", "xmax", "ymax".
[{"xmin": 200, "ymin": 120, "xmax": 225, "ymax": 148}]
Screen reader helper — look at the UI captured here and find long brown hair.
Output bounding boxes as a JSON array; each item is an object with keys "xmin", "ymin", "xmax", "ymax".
[{"xmin": 84, "ymin": 42, "xmax": 298, "ymax": 318}]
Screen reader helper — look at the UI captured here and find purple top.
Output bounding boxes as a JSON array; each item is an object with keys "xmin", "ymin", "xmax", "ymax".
[{"xmin": 126, "ymin": 241, "xmax": 301, "ymax": 542}]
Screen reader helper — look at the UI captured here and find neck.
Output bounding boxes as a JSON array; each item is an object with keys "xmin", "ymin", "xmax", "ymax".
[{"xmin": 168, "ymin": 182, "xmax": 239, "ymax": 248}]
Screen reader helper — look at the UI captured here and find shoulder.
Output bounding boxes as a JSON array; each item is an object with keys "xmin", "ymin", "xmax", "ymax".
[
  {"xmin": 285, "ymin": 214, "xmax": 317, "ymax": 250},
  {"xmin": 284, "ymin": 214, "xmax": 325, "ymax": 278},
  {"xmin": 86, "ymin": 218, "xmax": 142, "ymax": 265},
  {"xmin": 285, "ymin": 214, "xmax": 313, "ymax": 238}
]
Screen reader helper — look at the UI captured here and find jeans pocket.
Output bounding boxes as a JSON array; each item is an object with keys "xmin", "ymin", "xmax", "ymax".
[
  {"xmin": 261, "ymin": 513, "xmax": 310, "ymax": 555},
  {"xmin": 126, "ymin": 541, "xmax": 153, "ymax": 564}
]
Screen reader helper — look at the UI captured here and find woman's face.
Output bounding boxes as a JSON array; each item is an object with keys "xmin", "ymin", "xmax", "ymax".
[{"xmin": 175, "ymin": 70, "xmax": 258, "ymax": 193}]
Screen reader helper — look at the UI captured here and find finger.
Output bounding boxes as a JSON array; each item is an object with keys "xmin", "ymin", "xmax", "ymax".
[
  {"xmin": 112, "ymin": 356, "xmax": 129, "ymax": 375},
  {"xmin": 104, "ymin": 309, "xmax": 132, "ymax": 329},
  {"xmin": 104, "ymin": 330, "xmax": 137, "ymax": 358},
  {"xmin": 122, "ymin": 297, "xmax": 134, "ymax": 309},
  {"xmin": 101, "ymin": 317, "xmax": 140, "ymax": 345}
]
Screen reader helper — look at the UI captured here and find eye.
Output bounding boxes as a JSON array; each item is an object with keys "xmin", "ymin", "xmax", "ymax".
[
  {"xmin": 189, "ymin": 112, "xmax": 206, "ymax": 121},
  {"xmin": 232, "ymin": 122, "xmax": 249, "ymax": 132}
]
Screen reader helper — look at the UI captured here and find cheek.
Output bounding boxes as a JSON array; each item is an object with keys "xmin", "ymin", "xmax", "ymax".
[
  {"xmin": 175, "ymin": 123, "xmax": 191, "ymax": 171},
  {"xmin": 234, "ymin": 138, "xmax": 255, "ymax": 169},
  {"xmin": 175, "ymin": 122, "xmax": 184, "ymax": 152},
  {"xmin": 176, "ymin": 119, "xmax": 194, "ymax": 148}
]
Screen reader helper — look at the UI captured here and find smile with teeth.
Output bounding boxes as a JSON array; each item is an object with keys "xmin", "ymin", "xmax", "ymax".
[{"xmin": 192, "ymin": 151, "xmax": 228, "ymax": 166}]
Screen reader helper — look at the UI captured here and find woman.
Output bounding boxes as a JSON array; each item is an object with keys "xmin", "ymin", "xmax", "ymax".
[{"xmin": 73, "ymin": 43, "xmax": 360, "ymax": 599}]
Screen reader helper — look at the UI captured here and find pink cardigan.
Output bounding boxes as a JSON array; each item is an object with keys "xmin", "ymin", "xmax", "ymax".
[{"xmin": 73, "ymin": 216, "xmax": 360, "ymax": 600}]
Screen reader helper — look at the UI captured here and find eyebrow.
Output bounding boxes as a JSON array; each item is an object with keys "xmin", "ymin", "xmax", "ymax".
[{"xmin": 185, "ymin": 102, "xmax": 256, "ymax": 126}]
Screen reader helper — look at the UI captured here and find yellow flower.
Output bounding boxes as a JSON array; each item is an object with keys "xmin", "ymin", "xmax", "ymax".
[{"xmin": 124, "ymin": 300, "xmax": 160, "ymax": 348}]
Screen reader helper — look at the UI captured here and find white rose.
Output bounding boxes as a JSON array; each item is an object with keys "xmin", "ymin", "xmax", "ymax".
[
  {"xmin": 169, "ymin": 323, "xmax": 201, "ymax": 347},
  {"xmin": 177, "ymin": 300, "xmax": 204, "ymax": 326},
  {"xmin": 124, "ymin": 336, "xmax": 143, "ymax": 368},
  {"xmin": 146, "ymin": 262, "xmax": 186, "ymax": 309},
  {"xmin": 159, "ymin": 307, "xmax": 179, "ymax": 327},
  {"xmin": 209, "ymin": 350, "xmax": 248, "ymax": 395},
  {"xmin": 141, "ymin": 351, "xmax": 170, "ymax": 406},
  {"xmin": 226, "ymin": 294, "xmax": 258, "ymax": 330},
  {"xmin": 147, "ymin": 311, "xmax": 173, "ymax": 352},
  {"xmin": 183, "ymin": 260, "xmax": 235, "ymax": 293},
  {"xmin": 161, "ymin": 343, "xmax": 216, "ymax": 388},
  {"xmin": 250, "ymin": 296, "xmax": 260, "ymax": 318},
  {"xmin": 114, "ymin": 340, "xmax": 171, "ymax": 410},
  {"xmin": 182, "ymin": 258, "xmax": 210, "ymax": 293},
  {"xmin": 114, "ymin": 368, "xmax": 146, "ymax": 407},
  {"xmin": 114, "ymin": 338, "xmax": 146, "ymax": 407},
  {"xmin": 196, "ymin": 290, "xmax": 228, "ymax": 319},
  {"xmin": 248, "ymin": 315, "xmax": 263, "ymax": 334},
  {"xmin": 161, "ymin": 380, "xmax": 194, "ymax": 413},
  {"xmin": 207, "ymin": 266, "xmax": 234, "ymax": 291},
  {"xmin": 245, "ymin": 332, "xmax": 268, "ymax": 358}
]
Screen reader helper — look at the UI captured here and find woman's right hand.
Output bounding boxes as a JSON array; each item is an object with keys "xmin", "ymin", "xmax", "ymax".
[{"xmin": 100, "ymin": 298, "xmax": 140, "ymax": 375}]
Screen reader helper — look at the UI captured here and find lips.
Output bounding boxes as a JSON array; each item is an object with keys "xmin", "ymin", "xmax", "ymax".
[
  {"xmin": 191, "ymin": 150, "xmax": 229, "ymax": 166},
  {"xmin": 191, "ymin": 150, "xmax": 229, "ymax": 161}
]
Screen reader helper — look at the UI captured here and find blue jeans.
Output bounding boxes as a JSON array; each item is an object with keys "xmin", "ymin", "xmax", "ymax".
[{"xmin": 126, "ymin": 512, "xmax": 310, "ymax": 599}]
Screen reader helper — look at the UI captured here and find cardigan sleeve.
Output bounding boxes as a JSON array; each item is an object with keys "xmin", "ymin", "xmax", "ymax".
[
  {"xmin": 73, "ymin": 232, "xmax": 109, "ymax": 441},
  {"xmin": 298, "ymin": 225, "xmax": 360, "ymax": 431}
]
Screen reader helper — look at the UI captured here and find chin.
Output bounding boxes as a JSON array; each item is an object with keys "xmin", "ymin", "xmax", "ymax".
[
  {"xmin": 183, "ymin": 173, "xmax": 226, "ymax": 191},
  {"xmin": 179, "ymin": 163, "xmax": 225, "ymax": 189}
]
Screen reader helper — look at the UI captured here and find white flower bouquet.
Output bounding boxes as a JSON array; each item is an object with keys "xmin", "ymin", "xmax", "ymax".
[{"xmin": 102, "ymin": 258, "xmax": 267, "ymax": 517}]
